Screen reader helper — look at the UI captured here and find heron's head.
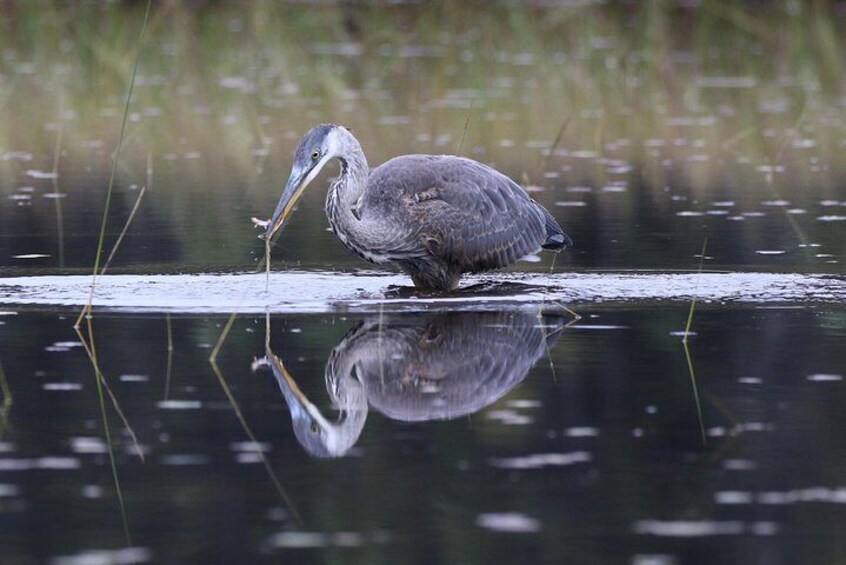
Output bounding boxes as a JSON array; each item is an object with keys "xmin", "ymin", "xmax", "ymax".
[{"xmin": 264, "ymin": 123, "xmax": 349, "ymax": 239}]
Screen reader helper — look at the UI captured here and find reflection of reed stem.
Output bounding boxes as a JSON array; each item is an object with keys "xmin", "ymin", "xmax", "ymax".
[
  {"xmin": 457, "ymin": 100, "xmax": 474, "ymax": 154},
  {"xmin": 211, "ymin": 315, "xmax": 302, "ymax": 524},
  {"xmin": 539, "ymin": 115, "xmax": 571, "ymax": 174},
  {"xmin": 102, "ymin": 152, "xmax": 152, "ymax": 274},
  {"xmin": 0, "ymin": 360, "xmax": 12, "ymax": 440},
  {"xmin": 683, "ymin": 238, "xmax": 708, "ymax": 445},
  {"xmin": 74, "ymin": 323, "xmax": 145, "ymax": 461},
  {"xmin": 75, "ymin": 319, "xmax": 134, "ymax": 548},
  {"xmin": 164, "ymin": 312, "xmax": 173, "ymax": 401},
  {"xmin": 209, "ymin": 311, "xmax": 239, "ymax": 364}
]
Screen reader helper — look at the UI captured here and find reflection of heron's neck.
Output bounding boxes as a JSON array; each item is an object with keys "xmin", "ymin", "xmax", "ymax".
[
  {"xmin": 313, "ymin": 374, "xmax": 369, "ymax": 456},
  {"xmin": 323, "ymin": 404, "xmax": 368, "ymax": 456}
]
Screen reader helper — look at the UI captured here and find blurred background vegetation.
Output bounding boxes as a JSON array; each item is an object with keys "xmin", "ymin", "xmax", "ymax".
[{"xmin": 0, "ymin": 0, "xmax": 844, "ymax": 272}]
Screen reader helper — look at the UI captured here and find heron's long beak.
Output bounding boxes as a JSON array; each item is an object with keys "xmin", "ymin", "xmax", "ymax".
[{"xmin": 265, "ymin": 157, "xmax": 329, "ymax": 239}]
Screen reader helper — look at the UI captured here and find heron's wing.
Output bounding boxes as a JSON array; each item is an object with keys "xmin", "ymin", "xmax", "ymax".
[{"xmin": 401, "ymin": 157, "xmax": 553, "ymax": 271}]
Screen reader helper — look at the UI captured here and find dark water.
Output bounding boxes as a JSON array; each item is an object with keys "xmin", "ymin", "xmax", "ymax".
[
  {"xmin": 0, "ymin": 305, "xmax": 844, "ymax": 563},
  {"xmin": 1, "ymin": 3, "xmax": 846, "ymax": 563}
]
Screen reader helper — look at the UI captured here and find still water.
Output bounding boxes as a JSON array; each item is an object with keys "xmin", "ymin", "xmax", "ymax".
[
  {"xmin": 0, "ymin": 305, "xmax": 844, "ymax": 563},
  {"xmin": 1, "ymin": 2, "xmax": 845, "ymax": 563}
]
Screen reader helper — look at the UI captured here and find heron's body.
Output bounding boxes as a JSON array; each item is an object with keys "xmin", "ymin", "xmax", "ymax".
[{"xmin": 262, "ymin": 124, "xmax": 571, "ymax": 290}]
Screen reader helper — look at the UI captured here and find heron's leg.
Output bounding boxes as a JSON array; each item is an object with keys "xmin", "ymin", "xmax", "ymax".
[{"xmin": 397, "ymin": 259, "xmax": 460, "ymax": 291}]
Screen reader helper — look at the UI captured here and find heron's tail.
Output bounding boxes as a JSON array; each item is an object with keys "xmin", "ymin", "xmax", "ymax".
[{"xmin": 539, "ymin": 207, "xmax": 573, "ymax": 251}]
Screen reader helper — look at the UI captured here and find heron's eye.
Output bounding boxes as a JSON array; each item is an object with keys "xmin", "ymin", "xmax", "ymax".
[
  {"xmin": 311, "ymin": 150, "xmax": 320, "ymax": 161},
  {"xmin": 310, "ymin": 422, "xmax": 318, "ymax": 433}
]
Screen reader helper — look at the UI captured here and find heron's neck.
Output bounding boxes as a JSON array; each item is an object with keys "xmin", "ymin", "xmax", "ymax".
[{"xmin": 335, "ymin": 149, "xmax": 369, "ymax": 206}]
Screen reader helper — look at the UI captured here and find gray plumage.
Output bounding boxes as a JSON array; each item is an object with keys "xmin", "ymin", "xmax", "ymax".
[
  {"xmin": 263, "ymin": 124, "xmax": 572, "ymax": 290},
  {"xmin": 260, "ymin": 311, "xmax": 567, "ymax": 457}
]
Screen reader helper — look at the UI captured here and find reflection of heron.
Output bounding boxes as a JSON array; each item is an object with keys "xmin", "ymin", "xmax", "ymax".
[
  {"xmin": 254, "ymin": 124, "xmax": 572, "ymax": 290},
  {"xmin": 256, "ymin": 311, "xmax": 567, "ymax": 458}
]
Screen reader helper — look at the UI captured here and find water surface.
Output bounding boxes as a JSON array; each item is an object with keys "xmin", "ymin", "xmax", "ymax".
[
  {"xmin": 0, "ymin": 3, "xmax": 844, "ymax": 563},
  {"xmin": 0, "ymin": 305, "xmax": 844, "ymax": 563}
]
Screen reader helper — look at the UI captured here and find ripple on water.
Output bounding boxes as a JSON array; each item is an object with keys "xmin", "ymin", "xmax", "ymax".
[
  {"xmin": 633, "ymin": 520, "xmax": 778, "ymax": 537},
  {"xmin": 476, "ymin": 512, "xmax": 541, "ymax": 533},
  {"xmin": 42, "ymin": 383, "xmax": 83, "ymax": 391},
  {"xmin": 0, "ymin": 457, "xmax": 80, "ymax": 471},
  {"xmin": 0, "ymin": 484, "xmax": 20, "ymax": 497},
  {"xmin": 49, "ymin": 548, "xmax": 152, "ymax": 565},
  {"xmin": 266, "ymin": 531, "xmax": 388, "ymax": 549},
  {"xmin": 156, "ymin": 400, "xmax": 202, "ymax": 410},
  {"xmin": 70, "ymin": 437, "xmax": 107, "ymax": 454},
  {"xmin": 485, "ymin": 409, "xmax": 532, "ymax": 425},
  {"xmin": 160, "ymin": 454, "xmax": 209, "ymax": 466},
  {"xmin": 807, "ymin": 373, "xmax": 843, "ymax": 382},
  {"xmin": 1, "ymin": 272, "xmax": 844, "ymax": 313},
  {"xmin": 488, "ymin": 452, "xmax": 591, "ymax": 469}
]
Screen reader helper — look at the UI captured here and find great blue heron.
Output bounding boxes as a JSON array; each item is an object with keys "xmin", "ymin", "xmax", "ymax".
[
  {"xmin": 254, "ymin": 124, "xmax": 572, "ymax": 290},
  {"xmin": 255, "ymin": 311, "xmax": 568, "ymax": 457}
]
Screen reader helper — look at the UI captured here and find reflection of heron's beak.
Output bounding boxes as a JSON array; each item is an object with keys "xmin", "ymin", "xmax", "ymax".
[
  {"xmin": 265, "ymin": 156, "xmax": 329, "ymax": 239},
  {"xmin": 265, "ymin": 353, "xmax": 320, "ymax": 420}
]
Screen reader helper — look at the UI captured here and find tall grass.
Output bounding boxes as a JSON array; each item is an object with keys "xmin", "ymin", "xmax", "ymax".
[{"xmin": 66, "ymin": 0, "xmax": 154, "ymax": 551}]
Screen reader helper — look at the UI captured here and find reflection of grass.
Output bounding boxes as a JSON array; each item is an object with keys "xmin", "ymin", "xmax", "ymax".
[
  {"xmin": 73, "ymin": 319, "xmax": 135, "ymax": 549},
  {"xmin": 163, "ymin": 312, "xmax": 173, "ymax": 400},
  {"xmin": 683, "ymin": 239, "xmax": 708, "ymax": 446},
  {"xmin": 0, "ymin": 360, "xmax": 11, "ymax": 440},
  {"xmin": 209, "ymin": 313, "xmax": 302, "ymax": 524}
]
